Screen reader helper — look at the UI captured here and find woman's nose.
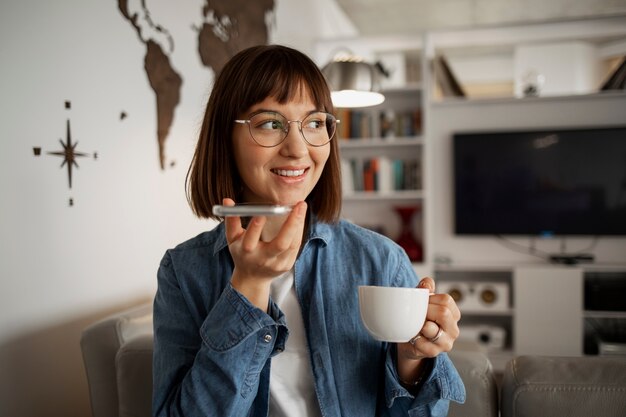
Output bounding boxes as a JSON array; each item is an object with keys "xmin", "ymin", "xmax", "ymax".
[{"xmin": 280, "ymin": 122, "xmax": 308, "ymax": 157}]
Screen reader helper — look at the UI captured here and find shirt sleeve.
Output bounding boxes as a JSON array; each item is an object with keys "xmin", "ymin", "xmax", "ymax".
[
  {"xmin": 381, "ymin": 248, "xmax": 466, "ymax": 416},
  {"xmin": 383, "ymin": 349, "xmax": 466, "ymax": 416},
  {"xmin": 152, "ymin": 251, "xmax": 288, "ymax": 417}
]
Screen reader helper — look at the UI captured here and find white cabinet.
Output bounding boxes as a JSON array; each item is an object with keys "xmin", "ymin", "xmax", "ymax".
[
  {"xmin": 513, "ymin": 266, "xmax": 583, "ymax": 356},
  {"xmin": 436, "ymin": 265, "xmax": 626, "ymax": 372},
  {"xmin": 435, "ymin": 266, "xmax": 515, "ymax": 371}
]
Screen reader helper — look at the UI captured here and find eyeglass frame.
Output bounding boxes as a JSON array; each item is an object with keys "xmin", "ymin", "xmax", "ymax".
[{"xmin": 234, "ymin": 110, "xmax": 341, "ymax": 148}]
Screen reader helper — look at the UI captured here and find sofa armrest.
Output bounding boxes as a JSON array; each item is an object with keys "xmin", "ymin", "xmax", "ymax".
[
  {"xmin": 501, "ymin": 355, "xmax": 626, "ymax": 417},
  {"xmin": 80, "ymin": 303, "xmax": 153, "ymax": 417},
  {"xmin": 116, "ymin": 334, "xmax": 153, "ymax": 417},
  {"xmin": 448, "ymin": 350, "xmax": 499, "ymax": 417}
]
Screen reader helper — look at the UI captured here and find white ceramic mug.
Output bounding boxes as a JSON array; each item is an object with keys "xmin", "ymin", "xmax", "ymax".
[{"xmin": 358, "ymin": 285, "xmax": 430, "ymax": 343}]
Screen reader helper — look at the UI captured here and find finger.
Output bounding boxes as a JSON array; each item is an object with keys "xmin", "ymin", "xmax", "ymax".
[
  {"xmin": 419, "ymin": 320, "xmax": 449, "ymax": 347},
  {"xmin": 418, "ymin": 277, "xmax": 435, "ymax": 293},
  {"xmin": 416, "ymin": 329, "xmax": 454, "ymax": 355},
  {"xmin": 407, "ymin": 330, "xmax": 448, "ymax": 358},
  {"xmin": 425, "ymin": 303, "xmax": 452, "ymax": 330},
  {"xmin": 240, "ymin": 215, "xmax": 266, "ymax": 252},
  {"xmin": 420, "ymin": 320, "xmax": 440, "ymax": 340},
  {"xmin": 223, "ymin": 198, "xmax": 244, "ymax": 244},
  {"xmin": 270, "ymin": 201, "xmax": 307, "ymax": 254},
  {"xmin": 428, "ymin": 293, "xmax": 462, "ymax": 321},
  {"xmin": 426, "ymin": 303, "xmax": 460, "ymax": 339}
]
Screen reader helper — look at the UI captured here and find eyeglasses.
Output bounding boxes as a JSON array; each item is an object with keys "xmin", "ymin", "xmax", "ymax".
[{"xmin": 234, "ymin": 111, "xmax": 339, "ymax": 147}]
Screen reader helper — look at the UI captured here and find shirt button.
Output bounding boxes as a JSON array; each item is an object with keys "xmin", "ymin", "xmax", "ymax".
[
  {"xmin": 264, "ymin": 334, "xmax": 273, "ymax": 343},
  {"xmin": 276, "ymin": 347, "xmax": 284, "ymax": 353}
]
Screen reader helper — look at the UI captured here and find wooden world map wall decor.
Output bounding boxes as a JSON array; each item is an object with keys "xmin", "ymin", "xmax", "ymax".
[
  {"xmin": 117, "ymin": 0, "xmax": 275, "ymax": 170},
  {"xmin": 32, "ymin": 101, "xmax": 98, "ymax": 207}
]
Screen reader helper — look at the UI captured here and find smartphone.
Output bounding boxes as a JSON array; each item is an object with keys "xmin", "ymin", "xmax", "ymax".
[{"xmin": 212, "ymin": 204, "xmax": 293, "ymax": 217}]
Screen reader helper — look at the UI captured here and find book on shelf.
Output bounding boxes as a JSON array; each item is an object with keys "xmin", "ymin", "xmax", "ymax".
[
  {"xmin": 336, "ymin": 108, "xmax": 352, "ymax": 140},
  {"xmin": 341, "ymin": 156, "xmax": 421, "ymax": 194},
  {"xmin": 380, "ymin": 110, "xmax": 421, "ymax": 138},
  {"xmin": 600, "ymin": 56, "xmax": 626, "ymax": 91},
  {"xmin": 340, "ymin": 158, "xmax": 354, "ymax": 195},
  {"xmin": 349, "ymin": 111, "xmax": 374, "ymax": 139},
  {"xmin": 433, "ymin": 55, "xmax": 465, "ymax": 98},
  {"xmin": 336, "ymin": 108, "xmax": 422, "ymax": 140}
]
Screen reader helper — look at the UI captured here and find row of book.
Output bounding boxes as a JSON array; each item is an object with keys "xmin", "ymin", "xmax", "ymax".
[
  {"xmin": 341, "ymin": 157, "xmax": 422, "ymax": 193},
  {"xmin": 336, "ymin": 108, "xmax": 422, "ymax": 139}
]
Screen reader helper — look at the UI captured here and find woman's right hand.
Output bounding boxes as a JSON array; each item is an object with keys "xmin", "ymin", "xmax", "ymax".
[{"xmin": 223, "ymin": 198, "xmax": 308, "ymax": 310}]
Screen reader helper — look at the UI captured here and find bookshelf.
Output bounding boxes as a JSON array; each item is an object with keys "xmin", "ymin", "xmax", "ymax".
[{"xmin": 337, "ymin": 86, "xmax": 426, "ymax": 265}]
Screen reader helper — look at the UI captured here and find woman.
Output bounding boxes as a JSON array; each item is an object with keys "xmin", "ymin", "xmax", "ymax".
[{"xmin": 153, "ymin": 44, "xmax": 465, "ymax": 417}]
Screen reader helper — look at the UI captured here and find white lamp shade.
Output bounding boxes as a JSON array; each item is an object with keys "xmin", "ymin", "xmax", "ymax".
[
  {"xmin": 322, "ymin": 60, "xmax": 385, "ymax": 108},
  {"xmin": 330, "ymin": 90, "xmax": 385, "ymax": 108}
]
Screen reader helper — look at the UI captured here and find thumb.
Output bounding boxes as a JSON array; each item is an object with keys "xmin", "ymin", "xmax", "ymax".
[
  {"xmin": 223, "ymin": 198, "xmax": 243, "ymax": 244},
  {"xmin": 418, "ymin": 277, "xmax": 435, "ymax": 294}
]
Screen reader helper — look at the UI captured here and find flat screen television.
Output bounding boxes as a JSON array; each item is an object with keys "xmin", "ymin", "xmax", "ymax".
[{"xmin": 453, "ymin": 126, "xmax": 626, "ymax": 236}]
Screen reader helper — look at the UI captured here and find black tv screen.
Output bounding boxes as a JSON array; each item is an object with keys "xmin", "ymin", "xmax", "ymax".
[{"xmin": 453, "ymin": 126, "xmax": 626, "ymax": 236}]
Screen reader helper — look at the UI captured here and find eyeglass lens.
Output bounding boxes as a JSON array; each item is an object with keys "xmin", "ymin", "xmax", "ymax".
[{"xmin": 248, "ymin": 112, "xmax": 336, "ymax": 147}]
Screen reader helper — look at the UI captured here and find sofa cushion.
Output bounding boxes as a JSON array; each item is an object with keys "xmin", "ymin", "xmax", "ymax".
[{"xmin": 501, "ymin": 355, "xmax": 626, "ymax": 417}]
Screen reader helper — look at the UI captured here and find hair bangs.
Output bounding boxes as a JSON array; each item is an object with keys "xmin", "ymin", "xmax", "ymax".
[{"xmin": 239, "ymin": 49, "xmax": 333, "ymax": 114}]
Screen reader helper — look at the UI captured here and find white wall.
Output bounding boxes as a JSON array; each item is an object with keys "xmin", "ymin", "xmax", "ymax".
[
  {"xmin": 0, "ymin": 0, "xmax": 208, "ymax": 345},
  {"xmin": 272, "ymin": 0, "xmax": 358, "ymax": 54},
  {"xmin": 0, "ymin": 1, "xmax": 355, "ymax": 415},
  {"xmin": 0, "ymin": 0, "xmax": 356, "ymax": 347}
]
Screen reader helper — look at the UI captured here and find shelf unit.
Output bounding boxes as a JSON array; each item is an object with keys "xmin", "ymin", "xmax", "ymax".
[
  {"xmin": 434, "ymin": 266, "xmax": 515, "ymax": 371},
  {"xmin": 337, "ymin": 87, "xmax": 426, "ymax": 264},
  {"xmin": 583, "ymin": 269, "xmax": 626, "ymax": 356},
  {"xmin": 435, "ymin": 264, "xmax": 626, "ymax": 372},
  {"xmin": 423, "ymin": 16, "xmax": 626, "ymax": 103}
]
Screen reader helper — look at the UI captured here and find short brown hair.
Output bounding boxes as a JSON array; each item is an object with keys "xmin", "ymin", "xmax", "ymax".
[{"xmin": 186, "ymin": 44, "xmax": 342, "ymax": 222}]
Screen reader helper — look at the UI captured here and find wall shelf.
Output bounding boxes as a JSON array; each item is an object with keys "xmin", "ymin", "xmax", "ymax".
[
  {"xmin": 343, "ymin": 190, "xmax": 423, "ymax": 201},
  {"xmin": 430, "ymin": 90, "xmax": 626, "ymax": 107},
  {"xmin": 584, "ymin": 311, "xmax": 626, "ymax": 319},
  {"xmin": 339, "ymin": 136, "xmax": 423, "ymax": 149}
]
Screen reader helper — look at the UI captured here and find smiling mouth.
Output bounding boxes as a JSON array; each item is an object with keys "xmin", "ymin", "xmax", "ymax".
[{"xmin": 271, "ymin": 168, "xmax": 306, "ymax": 177}]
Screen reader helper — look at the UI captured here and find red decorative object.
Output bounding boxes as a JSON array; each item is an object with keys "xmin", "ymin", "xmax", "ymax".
[{"xmin": 394, "ymin": 206, "xmax": 423, "ymax": 262}]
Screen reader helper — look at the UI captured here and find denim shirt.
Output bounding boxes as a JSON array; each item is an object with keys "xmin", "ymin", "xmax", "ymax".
[{"xmin": 153, "ymin": 219, "xmax": 465, "ymax": 417}]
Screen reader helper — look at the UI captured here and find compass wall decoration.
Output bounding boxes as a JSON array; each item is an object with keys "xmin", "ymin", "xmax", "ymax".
[{"xmin": 33, "ymin": 101, "xmax": 98, "ymax": 206}]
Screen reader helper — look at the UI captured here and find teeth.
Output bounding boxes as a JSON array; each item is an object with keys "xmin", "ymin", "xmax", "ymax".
[{"xmin": 273, "ymin": 169, "xmax": 305, "ymax": 177}]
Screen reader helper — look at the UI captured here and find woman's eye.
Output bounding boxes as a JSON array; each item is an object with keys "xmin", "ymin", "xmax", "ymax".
[
  {"xmin": 305, "ymin": 119, "xmax": 324, "ymax": 129},
  {"xmin": 257, "ymin": 119, "xmax": 283, "ymax": 130}
]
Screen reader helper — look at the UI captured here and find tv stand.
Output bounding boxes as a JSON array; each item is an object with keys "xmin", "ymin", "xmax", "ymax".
[
  {"xmin": 549, "ymin": 253, "xmax": 595, "ymax": 265},
  {"xmin": 435, "ymin": 263, "xmax": 626, "ymax": 373}
]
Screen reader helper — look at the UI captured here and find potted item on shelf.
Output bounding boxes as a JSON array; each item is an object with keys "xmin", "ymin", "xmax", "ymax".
[{"xmin": 394, "ymin": 205, "xmax": 423, "ymax": 262}]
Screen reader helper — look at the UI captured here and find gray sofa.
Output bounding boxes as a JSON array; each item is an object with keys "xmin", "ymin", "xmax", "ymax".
[{"xmin": 80, "ymin": 303, "xmax": 626, "ymax": 417}]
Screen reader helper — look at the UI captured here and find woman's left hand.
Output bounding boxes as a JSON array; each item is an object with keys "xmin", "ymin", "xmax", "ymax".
[{"xmin": 396, "ymin": 277, "xmax": 461, "ymax": 382}]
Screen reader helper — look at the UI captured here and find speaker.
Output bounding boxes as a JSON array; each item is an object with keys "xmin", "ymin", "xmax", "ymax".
[
  {"xmin": 458, "ymin": 324, "xmax": 506, "ymax": 351},
  {"xmin": 438, "ymin": 281, "xmax": 510, "ymax": 313}
]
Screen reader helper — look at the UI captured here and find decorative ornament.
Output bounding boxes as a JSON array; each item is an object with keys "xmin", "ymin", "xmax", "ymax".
[
  {"xmin": 394, "ymin": 205, "xmax": 423, "ymax": 262},
  {"xmin": 32, "ymin": 101, "xmax": 98, "ymax": 206}
]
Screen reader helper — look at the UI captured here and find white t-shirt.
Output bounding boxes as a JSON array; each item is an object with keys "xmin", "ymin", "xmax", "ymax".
[{"xmin": 269, "ymin": 269, "xmax": 322, "ymax": 417}]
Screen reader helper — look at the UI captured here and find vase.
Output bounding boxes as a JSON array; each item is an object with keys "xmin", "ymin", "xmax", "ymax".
[{"xmin": 394, "ymin": 206, "xmax": 423, "ymax": 262}]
